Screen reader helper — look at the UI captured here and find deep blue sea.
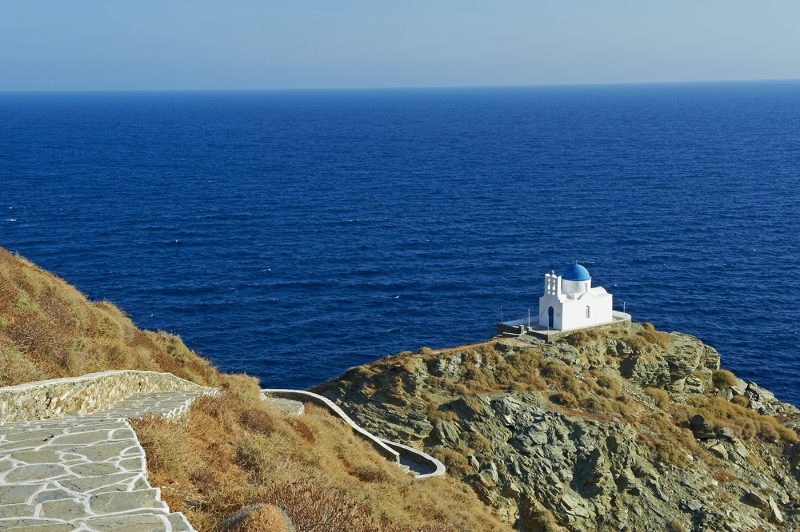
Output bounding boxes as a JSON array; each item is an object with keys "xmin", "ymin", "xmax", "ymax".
[{"xmin": 1, "ymin": 82, "xmax": 798, "ymax": 404}]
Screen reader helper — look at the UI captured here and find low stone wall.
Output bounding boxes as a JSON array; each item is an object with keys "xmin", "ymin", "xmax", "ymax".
[
  {"xmin": 0, "ymin": 370, "xmax": 214, "ymax": 423},
  {"xmin": 263, "ymin": 389, "xmax": 446, "ymax": 479},
  {"xmin": 379, "ymin": 438, "xmax": 447, "ymax": 480},
  {"xmin": 263, "ymin": 389, "xmax": 400, "ymax": 463},
  {"xmin": 499, "ymin": 311, "xmax": 633, "ymax": 343}
]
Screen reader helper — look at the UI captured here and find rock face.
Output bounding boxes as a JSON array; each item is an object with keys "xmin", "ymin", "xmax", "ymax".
[{"xmin": 316, "ymin": 323, "xmax": 800, "ymax": 531}]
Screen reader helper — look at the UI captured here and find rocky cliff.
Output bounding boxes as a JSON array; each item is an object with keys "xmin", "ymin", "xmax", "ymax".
[{"xmin": 316, "ymin": 323, "xmax": 800, "ymax": 531}]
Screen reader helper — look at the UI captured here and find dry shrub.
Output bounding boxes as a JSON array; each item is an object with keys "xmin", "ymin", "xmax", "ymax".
[
  {"xmin": 639, "ymin": 329, "xmax": 669, "ymax": 349},
  {"xmin": 711, "ymin": 468, "xmax": 736, "ymax": 484},
  {"xmin": 549, "ymin": 392, "xmax": 579, "ymax": 409},
  {"xmin": 637, "ymin": 412, "xmax": 698, "ymax": 467},
  {"xmin": 731, "ymin": 395, "xmax": 749, "ymax": 407},
  {"xmin": 644, "ymin": 387, "xmax": 670, "ymax": 409},
  {"xmin": 426, "ymin": 403, "xmax": 458, "ymax": 422},
  {"xmin": 436, "ymin": 447, "xmax": 472, "ymax": 476},
  {"xmin": 625, "ymin": 334, "xmax": 648, "ymax": 355},
  {"xmin": 669, "ymin": 520, "xmax": 687, "ymax": 532},
  {"xmin": 350, "ymin": 463, "xmax": 390, "ymax": 483},
  {"xmin": 540, "ymin": 361, "xmax": 580, "ymax": 393},
  {"xmin": 617, "ymin": 323, "xmax": 671, "ymax": 356},
  {"xmin": 687, "ymin": 396, "xmax": 799, "ymax": 444},
  {"xmin": 0, "ymin": 346, "xmax": 48, "ymax": 384},
  {"xmin": 286, "ymin": 418, "xmax": 315, "ymax": 444},
  {"xmin": 130, "ymin": 415, "xmax": 194, "ymax": 480},
  {"xmin": 518, "ymin": 495, "xmax": 565, "ymax": 531},
  {"xmin": 240, "ymin": 408, "xmax": 275, "ymax": 435},
  {"xmin": 239, "ymin": 505, "xmax": 290, "ymax": 532},
  {"xmin": 589, "ymin": 371, "xmax": 621, "ymax": 399},
  {"xmin": 134, "ymin": 389, "xmax": 507, "ymax": 532},
  {"xmin": 256, "ymin": 480, "xmax": 373, "ymax": 531},
  {"xmin": 566, "ymin": 330, "xmax": 592, "ymax": 346},
  {"xmin": 712, "ymin": 369, "xmax": 737, "ymax": 390},
  {"xmin": 578, "ymin": 396, "xmax": 602, "ymax": 412},
  {"xmin": 467, "ymin": 432, "xmax": 493, "ymax": 454}
]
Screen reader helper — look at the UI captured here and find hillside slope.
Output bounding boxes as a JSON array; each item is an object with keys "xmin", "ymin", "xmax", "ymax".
[
  {"xmin": 316, "ymin": 325, "xmax": 800, "ymax": 531},
  {"xmin": 0, "ymin": 248, "xmax": 508, "ymax": 531},
  {"xmin": 0, "ymin": 247, "xmax": 220, "ymax": 387}
]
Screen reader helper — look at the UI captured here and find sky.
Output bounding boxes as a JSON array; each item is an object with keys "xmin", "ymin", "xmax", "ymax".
[{"xmin": 1, "ymin": 1, "xmax": 799, "ymax": 91}]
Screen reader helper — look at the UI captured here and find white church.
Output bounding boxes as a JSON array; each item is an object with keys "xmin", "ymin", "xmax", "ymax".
[{"xmin": 538, "ymin": 263, "xmax": 614, "ymax": 331}]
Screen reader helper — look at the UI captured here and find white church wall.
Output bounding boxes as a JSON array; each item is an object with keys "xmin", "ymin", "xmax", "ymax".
[
  {"xmin": 593, "ymin": 294, "xmax": 613, "ymax": 324},
  {"xmin": 538, "ymin": 293, "xmax": 564, "ymax": 330},
  {"xmin": 537, "ymin": 268, "xmax": 614, "ymax": 331},
  {"xmin": 562, "ymin": 279, "xmax": 590, "ymax": 297}
]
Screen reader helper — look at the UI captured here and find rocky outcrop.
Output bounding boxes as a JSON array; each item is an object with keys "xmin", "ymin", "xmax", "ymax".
[{"xmin": 316, "ymin": 323, "xmax": 800, "ymax": 531}]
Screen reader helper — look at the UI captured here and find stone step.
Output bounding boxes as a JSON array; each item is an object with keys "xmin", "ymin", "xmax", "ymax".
[
  {"xmin": 87, "ymin": 487, "xmax": 168, "ymax": 514},
  {"xmin": 0, "ymin": 389, "xmax": 209, "ymax": 532},
  {"xmin": 0, "ymin": 511, "xmax": 193, "ymax": 531},
  {"xmin": 0, "ymin": 517, "xmax": 74, "ymax": 530},
  {"xmin": 0, "ymin": 488, "xmax": 168, "ymax": 526},
  {"xmin": 80, "ymin": 510, "xmax": 177, "ymax": 532},
  {"xmin": 167, "ymin": 512, "xmax": 194, "ymax": 531},
  {"xmin": 263, "ymin": 397, "xmax": 304, "ymax": 416}
]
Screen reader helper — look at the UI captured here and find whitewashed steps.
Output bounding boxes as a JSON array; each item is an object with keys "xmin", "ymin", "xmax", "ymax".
[{"xmin": 0, "ymin": 391, "xmax": 207, "ymax": 531}]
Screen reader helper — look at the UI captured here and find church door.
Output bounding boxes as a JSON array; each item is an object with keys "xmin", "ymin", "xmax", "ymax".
[{"xmin": 548, "ymin": 307, "xmax": 554, "ymax": 329}]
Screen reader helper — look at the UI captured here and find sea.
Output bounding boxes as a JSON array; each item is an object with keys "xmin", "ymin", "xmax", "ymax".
[{"xmin": 1, "ymin": 82, "xmax": 798, "ymax": 405}]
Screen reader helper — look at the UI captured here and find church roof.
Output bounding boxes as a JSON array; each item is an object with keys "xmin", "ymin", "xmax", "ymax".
[{"xmin": 563, "ymin": 263, "xmax": 591, "ymax": 281}]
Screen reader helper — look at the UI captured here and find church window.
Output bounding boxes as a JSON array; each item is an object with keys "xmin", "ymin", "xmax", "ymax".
[{"xmin": 586, "ymin": 306, "xmax": 590, "ymax": 318}]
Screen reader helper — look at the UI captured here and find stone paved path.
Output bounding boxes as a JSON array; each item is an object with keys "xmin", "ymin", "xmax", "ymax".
[{"xmin": 0, "ymin": 391, "xmax": 209, "ymax": 531}]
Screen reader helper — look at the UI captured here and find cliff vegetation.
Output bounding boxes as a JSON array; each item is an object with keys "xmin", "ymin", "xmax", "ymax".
[
  {"xmin": 0, "ymin": 248, "xmax": 507, "ymax": 531},
  {"xmin": 317, "ymin": 324, "xmax": 800, "ymax": 531}
]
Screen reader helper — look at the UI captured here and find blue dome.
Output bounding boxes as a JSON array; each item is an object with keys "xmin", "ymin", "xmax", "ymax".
[{"xmin": 563, "ymin": 263, "xmax": 591, "ymax": 281}]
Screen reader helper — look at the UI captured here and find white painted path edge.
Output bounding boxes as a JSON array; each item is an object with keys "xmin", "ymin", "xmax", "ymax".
[{"xmin": 261, "ymin": 389, "xmax": 446, "ymax": 480}]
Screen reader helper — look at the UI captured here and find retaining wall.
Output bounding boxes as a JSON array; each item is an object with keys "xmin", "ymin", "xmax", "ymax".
[
  {"xmin": 263, "ymin": 389, "xmax": 400, "ymax": 462},
  {"xmin": 263, "ymin": 389, "xmax": 446, "ymax": 479},
  {"xmin": 0, "ymin": 370, "xmax": 214, "ymax": 423}
]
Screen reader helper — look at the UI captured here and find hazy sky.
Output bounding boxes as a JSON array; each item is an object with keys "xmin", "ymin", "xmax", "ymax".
[{"xmin": 2, "ymin": 1, "xmax": 799, "ymax": 91}]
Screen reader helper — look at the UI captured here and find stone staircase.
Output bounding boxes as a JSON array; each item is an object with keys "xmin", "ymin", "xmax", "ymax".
[{"xmin": 0, "ymin": 391, "xmax": 211, "ymax": 531}]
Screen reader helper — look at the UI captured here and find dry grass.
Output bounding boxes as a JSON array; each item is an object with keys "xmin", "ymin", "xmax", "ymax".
[
  {"xmin": 615, "ymin": 322, "xmax": 671, "ymax": 355},
  {"xmin": 0, "ymin": 248, "xmax": 508, "ymax": 530},
  {"xmin": 435, "ymin": 446, "xmax": 474, "ymax": 477},
  {"xmin": 644, "ymin": 387, "xmax": 670, "ymax": 409},
  {"xmin": 364, "ymin": 337, "xmax": 797, "ymax": 473},
  {"xmin": 683, "ymin": 396, "xmax": 798, "ymax": 444},
  {"xmin": 549, "ymin": 392, "xmax": 579, "ymax": 408},
  {"xmin": 712, "ymin": 369, "xmax": 737, "ymax": 390},
  {"xmin": 238, "ymin": 505, "xmax": 291, "ymax": 532},
  {"xmin": 669, "ymin": 520, "xmax": 688, "ymax": 532},
  {"xmin": 421, "ymin": 343, "xmax": 546, "ymax": 394},
  {"xmin": 636, "ymin": 412, "xmax": 699, "ymax": 467},
  {"xmin": 0, "ymin": 248, "xmax": 220, "ymax": 387},
  {"xmin": 565, "ymin": 330, "xmax": 596, "ymax": 346},
  {"xmin": 731, "ymin": 395, "xmax": 750, "ymax": 407},
  {"xmin": 132, "ymin": 385, "xmax": 509, "ymax": 532}
]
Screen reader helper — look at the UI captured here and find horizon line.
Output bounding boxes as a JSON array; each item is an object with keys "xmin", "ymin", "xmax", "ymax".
[{"xmin": 1, "ymin": 77, "xmax": 799, "ymax": 94}]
